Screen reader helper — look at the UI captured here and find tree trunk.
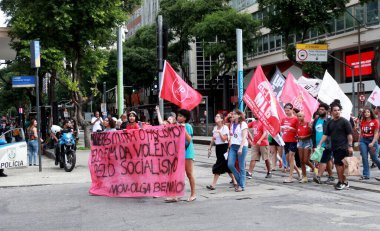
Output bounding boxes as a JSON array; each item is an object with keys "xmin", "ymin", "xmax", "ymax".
[{"xmin": 71, "ymin": 54, "xmax": 92, "ymax": 148}]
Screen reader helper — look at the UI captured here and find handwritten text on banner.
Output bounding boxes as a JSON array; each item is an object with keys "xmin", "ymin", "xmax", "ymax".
[{"xmin": 89, "ymin": 125, "xmax": 185, "ymax": 197}]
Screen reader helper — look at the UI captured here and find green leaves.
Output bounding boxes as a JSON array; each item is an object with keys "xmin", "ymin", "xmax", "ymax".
[{"xmin": 192, "ymin": 8, "xmax": 259, "ymax": 79}]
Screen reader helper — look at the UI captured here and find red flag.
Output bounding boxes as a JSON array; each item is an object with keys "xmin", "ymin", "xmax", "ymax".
[
  {"xmin": 280, "ymin": 72, "xmax": 319, "ymax": 122},
  {"xmin": 160, "ymin": 61, "xmax": 202, "ymax": 110},
  {"xmin": 243, "ymin": 65, "xmax": 284, "ymax": 137}
]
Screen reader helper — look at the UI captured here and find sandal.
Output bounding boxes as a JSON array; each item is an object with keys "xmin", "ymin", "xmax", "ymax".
[
  {"xmin": 206, "ymin": 185, "xmax": 216, "ymax": 190},
  {"xmin": 235, "ymin": 187, "xmax": 243, "ymax": 192},
  {"xmin": 359, "ymin": 176, "xmax": 370, "ymax": 180},
  {"xmin": 164, "ymin": 198, "xmax": 178, "ymax": 203},
  {"xmin": 187, "ymin": 196, "xmax": 197, "ymax": 202},
  {"xmin": 283, "ymin": 178, "xmax": 294, "ymax": 183}
]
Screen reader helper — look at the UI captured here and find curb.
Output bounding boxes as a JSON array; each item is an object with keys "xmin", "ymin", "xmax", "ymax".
[{"xmin": 43, "ymin": 148, "xmax": 56, "ymax": 160}]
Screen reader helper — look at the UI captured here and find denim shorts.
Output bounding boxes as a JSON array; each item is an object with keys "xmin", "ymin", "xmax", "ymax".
[{"xmin": 297, "ymin": 138, "xmax": 313, "ymax": 149}]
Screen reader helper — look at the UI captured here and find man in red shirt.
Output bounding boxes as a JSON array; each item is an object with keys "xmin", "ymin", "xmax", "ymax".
[
  {"xmin": 246, "ymin": 117, "xmax": 272, "ymax": 179},
  {"xmin": 281, "ymin": 103, "xmax": 301, "ymax": 183}
]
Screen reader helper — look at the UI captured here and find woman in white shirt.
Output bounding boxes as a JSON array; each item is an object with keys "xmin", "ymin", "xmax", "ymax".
[
  {"xmin": 227, "ymin": 109, "xmax": 248, "ymax": 192},
  {"xmin": 206, "ymin": 114, "xmax": 237, "ymax": 190}
]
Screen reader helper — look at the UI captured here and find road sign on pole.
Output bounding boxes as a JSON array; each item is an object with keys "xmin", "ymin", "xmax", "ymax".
[
  {"xmin": 12, "ymin": 76, "xmax": 35, "ymax": 88},
  {"xmin": 296, "ymin": 44, "xmax": 328, "ymax": 62}
]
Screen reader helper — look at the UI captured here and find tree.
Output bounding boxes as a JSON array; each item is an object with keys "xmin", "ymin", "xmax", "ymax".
[
  {"xmin": 103, "ymin": 25, "xmax": 157, "ymax": 91},
  {"xmin": 1, "ymin": 0, "xmax": 139, "ymax": 147},
  {"xmin": 159, "ymin": 0, "xmax": 229, "ymax": 82},
  {"xmin": 192, "ymin": 8, "xmax": 258, "ymax": 81},
  {"xmin": 257, "ymin": 0, "xmax": 350, "ymax": 77}
]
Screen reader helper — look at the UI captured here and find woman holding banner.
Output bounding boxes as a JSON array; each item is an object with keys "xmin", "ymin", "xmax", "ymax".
[
  {"xmin": 206, "ymin": 114, "xmax": 237, "ymax": 190},
  {"xmin": 227, "ymin": 109, "xmax": 248, "ymax": 192},
  {"xmin": 126, "ymin": 111, "xmax": 140, "ymax": 129},
  {"xmin": 177, "ymin": 109, "xmax": 197, "ymax": 202},
  {"xmin": 103, "ymin": 116, "xmax": 117, "ymax": 132}
]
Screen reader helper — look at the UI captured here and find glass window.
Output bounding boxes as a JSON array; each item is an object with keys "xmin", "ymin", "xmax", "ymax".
[
  {"xmin": 263, "ymin": 35, "xmax": 269, "ymax": 52},
  {"xmin": 345, "ymin": 8, "xmax": 354, "ymax": 30},
  {"xmin": 269, "ymin": 35, "xmax": 275, "ymax": 51},
  {"xmin": 257, "ymin": 37, "xmax": 263, "ymax": 54},
  {"xmin": 327, "ymin": 19, "xmax": 335, "ymax": 36},
  {"xmin": 275, "ymin": 35, "xmax": 282, "ymax": 49},
  {"xmin": 288, "ymin": 34, "xmax": 295, "ymax": 45},
  {"xmin": 336, "ymin": 15, "xmax": 345, "ymax": 33},
  {"xmin": 366, "ymin": 1, "xmax": 379, "ymax": 25},
  {"xmin": 310, "ymin": 29, "xmax": 318, "ymax": 39},
  {"xmin": 355, "ymin": 6, "xmax": 365, "ymax": 24}
]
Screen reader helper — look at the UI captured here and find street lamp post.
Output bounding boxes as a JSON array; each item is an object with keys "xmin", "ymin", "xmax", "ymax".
[{"xmin": 346, "ymin": 9, "xmax": 364, "ymax": 110}]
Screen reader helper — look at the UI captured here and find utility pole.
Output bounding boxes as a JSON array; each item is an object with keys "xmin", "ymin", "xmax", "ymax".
[
  {"xmin": 157, "ymin": 15, "xmax": 164, "ymax": 116},
  {"xmin": 30, "ymin": 40, "xmax": 42, "ymax": 172},
  {"xmin": 117, "ymin": 26, "xmax": 124, "ymax": 117},
  {"xmin": 236, "ymin": 29, "xmax": 244, "ymax": 111}
]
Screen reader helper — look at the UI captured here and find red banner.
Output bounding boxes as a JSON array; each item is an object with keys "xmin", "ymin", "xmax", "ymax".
[
  {"xmin": 243, "ymin": 65, "xmax": 284, "ymax": 137},
  {"xmin": 89, "ymin": 125, "xmax": 185, "ymax": 197},
  {"xmin": 280, "ymin": 73, "xmax": 319, "ymax": 122},
  {"xmin": 160, "ymin": 61, "xmax": 202, "ymax": 110}
]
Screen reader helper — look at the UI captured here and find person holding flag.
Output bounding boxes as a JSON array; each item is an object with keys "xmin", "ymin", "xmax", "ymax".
[
  {"xmin": 246, "ymin": 114, "xmax": 272, "ymax": 179},
  {"xmin": 281, "ymin": 103, "xmax": 301, "ymax": 183}
]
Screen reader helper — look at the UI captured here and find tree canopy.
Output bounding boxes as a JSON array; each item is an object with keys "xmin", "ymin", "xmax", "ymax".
[
  {"xmin": 193, "ymin": 8, "xmax": 258, "ymax": 80},
  {"xmin": 159, "ymin": 0, "xmax": 230, "ymax": 81},
  {"xmin": 0, "ymin": 0, "xmax": 139, "ymax": 147}
]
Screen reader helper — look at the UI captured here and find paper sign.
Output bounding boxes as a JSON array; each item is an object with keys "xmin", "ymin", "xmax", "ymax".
[{"xmin": 89, "ymin": 125, "xmax": 186, "ymax": 197}]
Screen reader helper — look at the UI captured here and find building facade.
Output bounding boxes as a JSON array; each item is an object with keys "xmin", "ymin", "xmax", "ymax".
[{"xmin": 230, "ymin": 0, "xmax": 380, "ymax": 113}]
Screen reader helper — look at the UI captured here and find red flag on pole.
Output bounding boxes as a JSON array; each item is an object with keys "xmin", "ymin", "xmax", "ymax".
[
  {"xmin": 280, "ymin": 72, "xmax": 319, "ymax": 122},
  {"xmin": 243, "ymin": 65, "xmax": 284, "ymax": 137},
  {"xmin": 160, "ymin": 61, "xmax": 202, "ymax": 111}
]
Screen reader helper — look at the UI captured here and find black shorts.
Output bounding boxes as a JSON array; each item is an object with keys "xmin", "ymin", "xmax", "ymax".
[
  {"xmin": 269, "ymin": 138, "xmax": 280, "ymax": 146},
  {"xmin": 333, "ymin": 149, "xmax": 348, "ymax": 166},
  {"xmin": 284, "ymin": 142, "xmax": 297, "ymax": 154},
  {"xmin": 320, "ymin": 148, "xmax": 333, "ymax": 164}
]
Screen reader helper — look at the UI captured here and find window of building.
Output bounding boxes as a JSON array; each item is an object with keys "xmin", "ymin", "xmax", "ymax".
[{"xmin": 367, "ymin": 1, "xmax": 379, "ymax": 25}]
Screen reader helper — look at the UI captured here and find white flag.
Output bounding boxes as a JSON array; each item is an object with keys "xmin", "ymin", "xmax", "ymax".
[
  {"xmin": 318, "ymin": 71, "xmax": 352, "ymax": 120},
  {"xmin": 368, "ymin": 86, "xmax": 380, "ymax": 107},
  {"xmin": 297, "ymin": 76, "xmax": 322, "ymax": 97}
]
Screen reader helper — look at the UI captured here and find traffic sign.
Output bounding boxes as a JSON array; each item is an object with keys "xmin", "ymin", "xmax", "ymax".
[
  {"xmin": 296, "ymin": 44, "xmax": 328, "ymax": 62},
  {"xmin": 12, "ymin": 76, "xmax": 35, "ymax": 88},
  {"xmin": 359, "ymin": 94, "xmax": 366, "ymax": 102}
]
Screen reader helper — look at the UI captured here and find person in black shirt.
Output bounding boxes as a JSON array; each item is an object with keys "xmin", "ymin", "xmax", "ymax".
[{"xmin": 318, "ymin": 100, "xmax": 353, "ymax": 190}]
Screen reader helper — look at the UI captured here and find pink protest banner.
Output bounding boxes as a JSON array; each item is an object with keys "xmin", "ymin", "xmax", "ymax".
[{"xmin": 89, "ymin": 125, "xmax": 186, "ymax": 197}]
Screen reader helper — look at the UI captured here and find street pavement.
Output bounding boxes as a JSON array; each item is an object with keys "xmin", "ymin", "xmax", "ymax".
[{"xmin": 1, "ymin": 136, "xmax": 380, "ymax": 230}]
